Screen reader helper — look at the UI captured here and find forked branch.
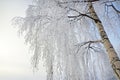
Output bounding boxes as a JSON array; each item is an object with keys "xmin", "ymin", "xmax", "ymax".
[
  {"xmin": 105, "ymin": 3, "xmax": 120, "ymax": 13},
  {"xmin": 77, "ymin": 40, "xmax": 102, "ymax": 47},
  {"xmin": 75, "ymin": 40, "xmax": 102, "ymax": 54},
  {"xmin": 68, "ymin": 8, "xmax": 101, "ymax": 23}
]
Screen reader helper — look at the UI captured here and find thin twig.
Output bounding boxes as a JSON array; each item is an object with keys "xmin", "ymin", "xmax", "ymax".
[
  {"xmin": 105, "ymin": 3, "xmax": 120, "ymax": 13},
  {"xmin": 75, "ymin": 40, "xmax": 102, "ymax": 54}
]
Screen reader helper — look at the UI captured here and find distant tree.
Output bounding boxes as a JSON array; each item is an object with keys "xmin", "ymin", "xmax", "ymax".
[{"xmin": 13, "ymin": 0, "xmax": 120, "ymax": 80}]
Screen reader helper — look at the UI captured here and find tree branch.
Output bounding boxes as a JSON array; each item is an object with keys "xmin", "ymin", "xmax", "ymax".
[
  {"xmin": 103, "ymin": 0, "xmax": 120, "ymax": 4},
  {"xmin": 111, "ymin": 4, "xmax": 120, "ymax": 13},
  {"xmin": 57, "ymin": 0, "xmax": 99, "ymax": 4},
  {"xmin": 68, "ymin": 8, "xmax": 101, "ymax": 22},
  {"xmin": 75, "ymin": 40, "xmax": 102, "ymax": 54},
  {"xmin": 105, "ymin": 2, "xmax": 120, "ymax": 13},
  {"xmin": 77, "ymin": 40, "xmax": 102, "ymax": 47}
]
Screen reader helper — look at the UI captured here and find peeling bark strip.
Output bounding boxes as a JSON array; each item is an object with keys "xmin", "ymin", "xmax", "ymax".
[{"xmin": 88, "ymin": 2, "xmax": 120, "ymax": 79}]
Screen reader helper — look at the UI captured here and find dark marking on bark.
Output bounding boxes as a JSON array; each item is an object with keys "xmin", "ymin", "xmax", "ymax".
[
  {"xmin": 112, "ymin": 63, "xmax": 120, "ymax": 79},
  {"xmin": 102, "ymin": 36, "xmax": 108, "ymax": 40},
  {"xmin": 109, "ymin": 46, "xmax": 113, "ymax": 49},
  {"xmin": 111, "ymin": 57, "xmax": 120, "ymax": 64},
  {"xmin": 94, "ymin": 19, "xmax": 101, "ymax": 23}
]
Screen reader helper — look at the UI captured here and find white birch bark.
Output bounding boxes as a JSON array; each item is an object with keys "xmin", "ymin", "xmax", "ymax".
[{"xmin": 88, "ymin": 2, "xmax": 120, "ymax": 79}]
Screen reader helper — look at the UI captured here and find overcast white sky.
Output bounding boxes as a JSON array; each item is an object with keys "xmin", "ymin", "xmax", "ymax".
[{"xmin": 0, "ymin": 0, "xmax": 46, "ymax": 80}]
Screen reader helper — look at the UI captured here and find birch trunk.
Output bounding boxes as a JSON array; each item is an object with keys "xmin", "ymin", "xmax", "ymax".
[{"xmin": 88, "ymin": 2, "xmax": 120, "ymax": 79}]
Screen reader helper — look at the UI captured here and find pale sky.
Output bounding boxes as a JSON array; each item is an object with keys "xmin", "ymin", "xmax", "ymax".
[{"xmin": 0, "ymin": 0, "xmax": 46, "ymax": 80}]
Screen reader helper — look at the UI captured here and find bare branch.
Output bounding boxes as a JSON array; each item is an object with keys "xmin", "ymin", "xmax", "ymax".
[
  {"xmin": 111, "ymin": 4, "xmax": 120, "ymax": 13},
  {"xmin": 57, "ymin": 0, "xmax": 99, "ymax": 4},
  {"xmin": 68, "ymin": 8, "xmax": 101, "ymax": 22},
  {"xmin": 102, "ymin": 0, "xmax": 120, "ymax": 4},
  {"xmin": 75, "ymin": 40, "xmax": 102, "ymax": 54},
  {"xmin": 105, "ymin": 3, "xmax": 120, "ymax": 13},
  {"xmin": 78, "ymin": 40, "xmax": 102, "ymax": 47}
]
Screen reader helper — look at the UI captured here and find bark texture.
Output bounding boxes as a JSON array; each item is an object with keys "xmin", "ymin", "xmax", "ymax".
[{"xmin": 88, "ymin": 2, "xmax": 120, "ymax": 80}]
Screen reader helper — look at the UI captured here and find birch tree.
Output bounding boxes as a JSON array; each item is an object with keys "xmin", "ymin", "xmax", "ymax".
[
  {"xmin": 88, "ymin": 2, "xmax": 120, "ymax": 79},
  {"xmin": 13, "ymin": 0, "xmax": 120, "ymax": 80}
]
